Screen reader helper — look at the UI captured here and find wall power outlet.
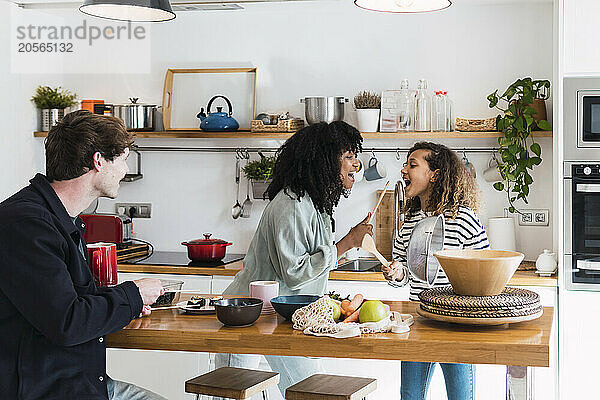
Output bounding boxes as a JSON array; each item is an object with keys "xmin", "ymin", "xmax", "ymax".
[
  {"xmin": 115, "ymin": 203, "xmax": 151, "ymax": 218},
  {"xmin": 516, "ymin": 208, "xmax": 550, "ymax": 226}
]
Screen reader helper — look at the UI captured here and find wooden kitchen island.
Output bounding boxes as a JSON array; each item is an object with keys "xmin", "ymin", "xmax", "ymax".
[{"xmin": 108, "ymin": 300, "xmax": 553, "ymax": 400}]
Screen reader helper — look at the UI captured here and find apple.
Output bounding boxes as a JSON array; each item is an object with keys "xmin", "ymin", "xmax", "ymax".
[
  {"xmin": 358, "ymin": 300, "xmax": 387, "ymax": 323},
  {"xmin": 327, "ymin": 297, "xmax": 342, "ymax": 321}
]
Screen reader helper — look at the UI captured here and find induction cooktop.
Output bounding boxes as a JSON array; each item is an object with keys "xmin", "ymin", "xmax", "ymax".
[{"xmin": 122, "ymin": 251, "xmax": 245, "ymax": 268}]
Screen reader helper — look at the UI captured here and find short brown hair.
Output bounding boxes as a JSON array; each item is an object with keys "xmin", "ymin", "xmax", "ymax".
[{"xmin": 45, "ymin": 110, "xmax": 133, "ymax": 182}]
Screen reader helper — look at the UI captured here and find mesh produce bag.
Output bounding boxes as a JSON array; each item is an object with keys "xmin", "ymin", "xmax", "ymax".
[{"xmin": 292, "ymin": 296, "xmax": 413, "ymax": 338}]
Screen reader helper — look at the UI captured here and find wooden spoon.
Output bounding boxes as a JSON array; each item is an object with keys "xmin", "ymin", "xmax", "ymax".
[{"xmin": 360, "ymin": 234, "xmax": 390, "ymax": 267}]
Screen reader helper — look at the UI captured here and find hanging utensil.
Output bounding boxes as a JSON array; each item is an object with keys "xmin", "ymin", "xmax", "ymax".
[
  {"xmin": 360, "ymin": 234, "xmax": 390, "ymax": 267},
  {"xmin": 241, "ymin": 159, "xmax": 253, "ymax": 218},
  {"xmin": 232, "ymin": 155, "xmax": 242, "ymax": 219}
]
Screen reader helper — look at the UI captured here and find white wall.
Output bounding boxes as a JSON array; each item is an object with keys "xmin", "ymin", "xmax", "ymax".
[{"xmin": 2, "ymin": 0, "xmax": 554, "ymax": 260}]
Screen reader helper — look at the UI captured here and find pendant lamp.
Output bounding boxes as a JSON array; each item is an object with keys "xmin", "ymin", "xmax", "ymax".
[
  {"xmin": 354, "ymin": 0, "xmax": 451, "ymax": 13},
  {"xmin": 80, "ymin": 0, "xmax": 176, "ymax": 22}
]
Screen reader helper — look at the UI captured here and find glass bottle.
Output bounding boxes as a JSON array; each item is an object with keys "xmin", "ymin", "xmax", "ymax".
[
  {"xmin": 414, "ymin": 79, "xmax": 431, "ymax": 132},
  {"xmin": 432, "ymin": 91, "xmax": 448, "ymax": 132},
  {"xmin": 396, "ymin": 79, "xmax": 415, "ymax": 131},
  {"xmin": 447, "ymin": 92, "xmax": 454, "ymax": 131}
]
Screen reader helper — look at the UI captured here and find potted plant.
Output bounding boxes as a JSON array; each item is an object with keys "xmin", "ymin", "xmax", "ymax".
[
  {"xmin": 31, "ymin": 86, "xmax": 77, "ymax": 131},
  {"xmin": 354, "ymin": 91, "xmax": 381, "ymax": 132},
  {"xmin": 242, "ymin": 155, "xmax": 276, "ymax": 200},
  {"xmin": 487, "ymin": 77, "xmax": 552, "ymax": 213}
]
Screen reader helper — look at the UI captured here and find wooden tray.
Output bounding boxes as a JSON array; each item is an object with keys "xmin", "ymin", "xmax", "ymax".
[{"xmin": 417, "ymin": 305, "xmax": 543, "ymax": 326}]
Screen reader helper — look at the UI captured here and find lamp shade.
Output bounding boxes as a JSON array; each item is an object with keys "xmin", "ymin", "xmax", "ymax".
[
  {"xmin": 354, "ymin": 0, "xmax": 451, "ymax": 13},
  {"xmin": 80, "ymin": 0, "xmax": 176, "ymax": 22}
]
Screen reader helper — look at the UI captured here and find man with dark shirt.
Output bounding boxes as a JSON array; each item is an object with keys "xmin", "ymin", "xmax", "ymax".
[{"xmin": 0, "ymin": 110, "xmax": 166, "ymax": 399}]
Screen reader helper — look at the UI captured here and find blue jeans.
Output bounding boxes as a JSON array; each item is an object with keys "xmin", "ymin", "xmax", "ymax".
[
  {"xmin": 106, "ymin": 376, "xmax": 167, "ymax": 400},
  {"xmin": 401, "ymin": 361, "xmax": 474, "ymax": 400}
]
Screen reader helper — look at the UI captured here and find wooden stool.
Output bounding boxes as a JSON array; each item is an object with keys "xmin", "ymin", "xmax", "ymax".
[
  {"xmin": 185, "ymin": 367, "xmax": 280, "ymax": 400},
  {"xmin": 285, "ymin": 374, "xmax": 377, "ymax": 400}
]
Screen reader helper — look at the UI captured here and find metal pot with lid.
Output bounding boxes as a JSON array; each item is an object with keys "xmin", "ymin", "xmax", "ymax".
[
  {"xmin": 300, "ymin": 96, "xmax": 348, "ymax": 125},
  {"xmin": 406, "ymin": 215, "xmax": 445, "ymax": 286},
  {"xmin": 113, "ymin": 98, "xmax": 158, "ymax": 131}
]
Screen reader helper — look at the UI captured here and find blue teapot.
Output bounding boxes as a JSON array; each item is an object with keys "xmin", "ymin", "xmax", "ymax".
[{"xmin": 196, "ymin": 95, "xmax": 239, "ymax": 132}]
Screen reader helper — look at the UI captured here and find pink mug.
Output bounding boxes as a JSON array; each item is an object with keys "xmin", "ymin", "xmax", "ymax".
[
  {"xmin": 86, "ymin": 242, "xmax": 118, "ymax": 287},
  {"xmin": 249, "ymin": 281, "xmax": 279, "ymax": 313}
]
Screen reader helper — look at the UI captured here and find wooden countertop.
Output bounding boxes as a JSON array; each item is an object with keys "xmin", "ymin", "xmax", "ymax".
[
  {"xmin": 118, "ymin": 260, "xmax": 558, "ymax": 287},
  {"xmin": 107, "ymin": 300, "xmax": 553, "ymax": 367}
]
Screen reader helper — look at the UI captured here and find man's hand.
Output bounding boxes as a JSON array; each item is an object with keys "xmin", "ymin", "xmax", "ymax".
[
  {"xmin": 382, "ymin": 261, "xmax": 404, "ymax": 282},
  {"xmin": 133, "ymin": 278, "xmax": 164, "ymax": 306}
]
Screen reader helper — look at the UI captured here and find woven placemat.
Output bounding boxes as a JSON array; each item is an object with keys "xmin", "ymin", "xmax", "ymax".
[
  {"xmin": 419, "ymin": 302, "xmax": 542, "ymax": 319},
  {"xmin": 419, "ymin": 286, "xmax": 540, "ymax": 310}
]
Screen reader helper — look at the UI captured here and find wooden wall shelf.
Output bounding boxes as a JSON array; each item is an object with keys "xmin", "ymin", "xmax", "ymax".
[{"xmin": 33, "ymin": 130, "xmax": 553, "ymax": 139}]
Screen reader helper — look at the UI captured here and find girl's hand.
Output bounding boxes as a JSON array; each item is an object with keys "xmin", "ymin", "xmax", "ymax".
[{"xmin": 382, "ymin": 261, "xmax": 404, "ymax": 282}]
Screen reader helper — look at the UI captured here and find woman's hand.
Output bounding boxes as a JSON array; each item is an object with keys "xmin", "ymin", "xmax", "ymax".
[
  {"xmin": 382, "ymin": 261, "xmax": 404, "ymax": 282},
  {"xmin": 347, "ymin": 213, "xmax": 374, "ymax": 248},
  {"xmin": 336, "ymin": 213, "xmax": 374, "ymax": 257}
]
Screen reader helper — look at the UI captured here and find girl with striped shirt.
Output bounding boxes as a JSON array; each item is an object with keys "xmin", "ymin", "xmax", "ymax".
[{"xmin": 383, "ymin": 142, "xmax": 490, "ymax": 400}]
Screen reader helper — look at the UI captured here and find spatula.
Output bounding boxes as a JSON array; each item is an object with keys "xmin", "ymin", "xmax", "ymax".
[{"xmin": 360, "ymin": 234, "xmax": 390, "ymax": 268}]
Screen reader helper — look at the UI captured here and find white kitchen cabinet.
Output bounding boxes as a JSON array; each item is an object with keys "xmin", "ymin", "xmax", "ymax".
[
  {"xmin": 559, "ymin": 289, "xmax": 600, "ymax": 400},
  {"xmin": 211, "ymin": 276, "xmax": 235, "ymax": 294},
  {"xmin": 107, "ymin": 273, "xmax": 212, "ymax": 400}
]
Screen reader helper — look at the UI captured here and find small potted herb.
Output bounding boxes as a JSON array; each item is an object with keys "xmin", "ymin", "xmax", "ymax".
[
  {"xmin": 354, "ymin": 91, "xmax": 381, "ymax": 132},
  {"xmin": 242, "ymin": 155, "xmax": 276, "ymax": 200},
  {"xmin": 31, "ymin": 86, "xmax": 77, "ymax": 131}
]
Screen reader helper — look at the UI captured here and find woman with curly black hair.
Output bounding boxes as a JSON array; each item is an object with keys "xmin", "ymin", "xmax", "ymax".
[{"xmin": 217, "ymin": 121, "xmax": 373, "ymax": 398}]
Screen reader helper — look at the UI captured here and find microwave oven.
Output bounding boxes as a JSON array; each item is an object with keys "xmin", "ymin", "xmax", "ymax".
[{"xmin": 564, "ymin": 77, "xmax": 600, "ymax": 161}]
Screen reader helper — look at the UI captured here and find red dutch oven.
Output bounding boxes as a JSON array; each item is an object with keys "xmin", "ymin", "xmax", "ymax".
[{"xmin": 181, "ymin": 233, "xmax": 233, "ymax": 262}]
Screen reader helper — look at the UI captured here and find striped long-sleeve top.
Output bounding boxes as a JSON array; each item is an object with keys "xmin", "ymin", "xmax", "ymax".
[{"xmin": 391, "ymin": 205, "xmax": 490, "ymax": 301}]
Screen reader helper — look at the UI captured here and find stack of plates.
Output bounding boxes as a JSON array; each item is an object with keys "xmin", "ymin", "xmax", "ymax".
[
  {"xmin": 417, "ymin": 286, "xmax": 543, "ymax": 325},
  {"xmin": 261, "ymin": 300, "xmax": 275, "ymax": 315}
]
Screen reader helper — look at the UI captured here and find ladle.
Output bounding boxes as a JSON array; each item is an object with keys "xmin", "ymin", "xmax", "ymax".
[
  {"xmin": 232, "ymin": 157, "xmax": 242, "ymax": 219},
  {"xmin": 360, "ymin": 234, "xmax": 390, "ymax": 268}
]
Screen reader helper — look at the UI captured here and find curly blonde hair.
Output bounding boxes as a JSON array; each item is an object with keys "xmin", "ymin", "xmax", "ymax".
[{"xmin": 404, "ymin": 142, "xmax": 482, "ymax": 218}]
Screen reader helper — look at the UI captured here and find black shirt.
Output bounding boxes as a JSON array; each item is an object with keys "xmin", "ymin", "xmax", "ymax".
[{"xmin": 0, "ymin": 174, "xmax": 143, "ymax": 399}]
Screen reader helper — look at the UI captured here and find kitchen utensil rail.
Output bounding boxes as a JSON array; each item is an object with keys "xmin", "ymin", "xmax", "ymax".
[{"xmin": 132, "ymin": 145, "xmax": 500, "ymax": 154}]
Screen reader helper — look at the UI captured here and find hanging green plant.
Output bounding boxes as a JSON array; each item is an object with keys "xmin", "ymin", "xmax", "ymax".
[
  {"xmin": 487, "ymin": 77, "xmax": 552, "ymax": 213},
  {"xmin": 242, "ymin": 155, "xmax": 276, "ymax": 183}
]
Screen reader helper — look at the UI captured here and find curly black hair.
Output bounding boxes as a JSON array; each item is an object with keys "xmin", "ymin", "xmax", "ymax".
[{"xmin": 266, "ymin": 121, "xmax": 363, "ymax": 216}]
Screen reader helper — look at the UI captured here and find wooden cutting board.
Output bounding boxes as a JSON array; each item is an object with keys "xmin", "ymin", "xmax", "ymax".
[{"xmin": 375, "ymin": 190, "xmax": 395, "ymax": 260}]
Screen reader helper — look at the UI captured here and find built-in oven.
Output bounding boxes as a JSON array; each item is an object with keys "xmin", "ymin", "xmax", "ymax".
[
  {"xmin": 564, "ymin": 162, "xmax": 600, "ymax": 289},
  {"xmin": 564, "ymin": 77, "xmax": 600, "ymax": 161}
]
